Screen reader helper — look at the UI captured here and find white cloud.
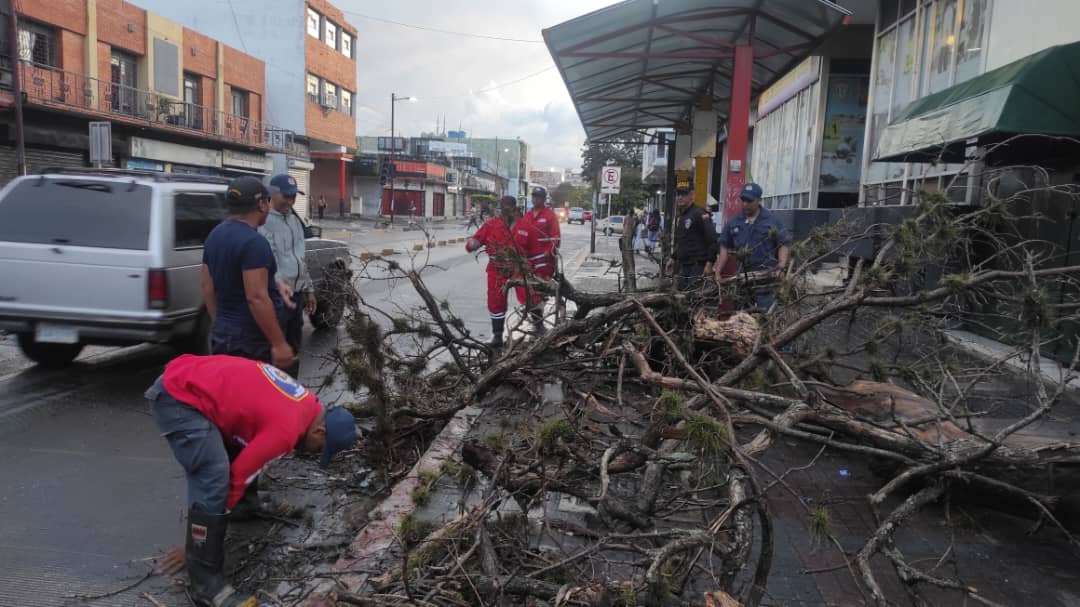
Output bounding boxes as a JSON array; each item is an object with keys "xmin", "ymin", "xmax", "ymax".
[{"xmin": 339, "ymin": 0, "xmax": 612, "ymax": 172}]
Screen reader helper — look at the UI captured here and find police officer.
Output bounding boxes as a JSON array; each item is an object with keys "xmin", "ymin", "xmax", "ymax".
[
  {"xmin": 466, "ymin": 196, "xmax": 524, "ymax": 349},
  {"xmin": 714, "ymin": 182, "xmax": 792, "ymax": 310},
  {"xmin": 670, "ymin": 186, "xmax": 718, "ymax": 290}
]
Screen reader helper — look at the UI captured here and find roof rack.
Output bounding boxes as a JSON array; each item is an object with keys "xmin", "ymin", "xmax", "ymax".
[{"xmin": 36, "ymin": 167, "xmax": 231, "ymax": 185}]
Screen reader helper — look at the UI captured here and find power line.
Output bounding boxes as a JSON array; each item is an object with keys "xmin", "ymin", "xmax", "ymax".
[
  {"xmin": 224, "ymin": 0, "xmax": 249, "ymax": 53},
  {"xmin": 342, "ymin": 10, "xmax": 545, "ymax": 44}
]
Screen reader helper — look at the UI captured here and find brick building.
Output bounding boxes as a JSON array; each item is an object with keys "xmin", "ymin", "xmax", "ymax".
[
  {"xmin": 0, "ymin": 0, "xmax": 282, "ymax": 182},
  {"xmin": 130, "ymin": 0, "xmax": 359, "ymax": 218}
]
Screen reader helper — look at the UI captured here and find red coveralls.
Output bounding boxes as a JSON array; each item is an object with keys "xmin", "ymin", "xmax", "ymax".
[
  {"xmin": 471, "ymin": 216, "xmax": 523, "ymax": 322},
  {"xmin": 514, "ymin": 206, "xmax": 561, "ymax": 305}
]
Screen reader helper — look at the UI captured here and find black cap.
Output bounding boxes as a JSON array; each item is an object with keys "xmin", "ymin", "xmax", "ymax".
[
  {"xmin": 226, "ymin": 176, "xmax": 269, "ymax": 212},
  {"xmin": 499, "ymin": 195, "xmax": 518, "ymax": 210},
  {"xmin": 675, "ymin": 186, "xmax": 692, "ymax": 196},
  {"xmin": 531, "ymin": 186, "xmax": 547, "ymax": 198}
]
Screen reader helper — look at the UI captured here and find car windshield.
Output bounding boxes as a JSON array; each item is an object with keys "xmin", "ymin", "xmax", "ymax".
[
  {"xmin": 571, "ymin": 207, "xmax": 583, "ymax": 212},
  {"xmin": 0, "ymin": 179, "xmax": 152, "ymax": 249}
]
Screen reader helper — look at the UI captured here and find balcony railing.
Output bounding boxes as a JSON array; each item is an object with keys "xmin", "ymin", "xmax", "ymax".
[{"xmin": 19, "ymin": 61, "xmax": 292, "ymax": 150}]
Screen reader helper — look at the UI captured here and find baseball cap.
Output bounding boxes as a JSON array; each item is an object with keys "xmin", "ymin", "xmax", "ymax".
[
  {"xmin": 226, "ymin": 176, "xmax": 269, "ymax": 208},
  {"xmin": 319, "ymin": 407, "xmax": 357, "ymax": 468},
  {"xmin": 268, "ymin": 173, "xmax": 305, "ymax": 197},
  {"xmin": 499, "ymin": 195, "xmax": 518, "ymax": 210},
  {"xmin": 675, "ymin": 186, "xmax": 692, "ymax": 196},
  {"xmin": 740, "ymin": 182, "xmax": 763, "ymax": 201},
  {"xmin": 531, "ymin": 186, "xmax": 547, "ymax": 198}
]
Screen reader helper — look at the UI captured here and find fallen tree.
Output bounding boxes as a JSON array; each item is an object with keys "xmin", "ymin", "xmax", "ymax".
[{"xmin": 294, "ymin": 161, "xmax": 1080, "ymax": 607}]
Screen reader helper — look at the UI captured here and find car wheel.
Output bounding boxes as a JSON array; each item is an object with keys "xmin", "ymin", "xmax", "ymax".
[
  {"xmin": 172, "ymin": 311, "xmax": 212, "ymax": 355},
  {"xmin": 16, "ymin": 333, "xmax": 84, "ymax": 368},
  {"xmin": 311, "ymin": 264, "xmax": 351, "ymax": 330}
]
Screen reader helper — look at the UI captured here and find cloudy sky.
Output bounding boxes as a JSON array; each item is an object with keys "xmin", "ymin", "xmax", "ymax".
[{"xmin": 335, "ymin": 0, "xmax": 614, "ymax": 173}]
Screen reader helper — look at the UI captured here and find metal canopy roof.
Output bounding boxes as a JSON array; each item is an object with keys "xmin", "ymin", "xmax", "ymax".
[{"xmin": 543, "ymin": 0, "xmax": 852, "ymax": 143}]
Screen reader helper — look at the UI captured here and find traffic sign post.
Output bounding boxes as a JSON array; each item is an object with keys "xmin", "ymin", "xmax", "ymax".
[{"xmin": 600, "ymin": 165, "xmax": 620, "ymax": 219}]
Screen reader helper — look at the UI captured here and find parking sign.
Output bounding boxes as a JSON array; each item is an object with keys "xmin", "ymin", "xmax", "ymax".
[{"xmin": 600, "ymin": 165, "xmax": 621, "ymax": 194}]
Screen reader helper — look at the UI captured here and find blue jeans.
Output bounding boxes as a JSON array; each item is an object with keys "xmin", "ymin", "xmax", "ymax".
[
  {"xmin": 210, "ymin": 321, "xmax": 272, "ymax": 363},
  {"xmin": 146, "ymin": 376, "xmax": 230, "ymax": 514}
]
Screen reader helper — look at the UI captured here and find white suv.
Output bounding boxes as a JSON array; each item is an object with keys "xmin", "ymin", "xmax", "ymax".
[{"xmin": 0, "ymin": 169, "xmax": 351, "ymax": 367}]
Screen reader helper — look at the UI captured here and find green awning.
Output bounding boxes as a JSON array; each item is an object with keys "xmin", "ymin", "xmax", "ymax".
[{"xmin": 874, "ymin": 40, "xmax": 1080, "ymax": 163}]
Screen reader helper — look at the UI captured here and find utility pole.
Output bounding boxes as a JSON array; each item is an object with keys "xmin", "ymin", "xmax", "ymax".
[
  {"xmin": 388, "ymin": 93, "xmax": 417, "ymax": 228},
  {"xmin": 9, "ymin": 0, "xmax": 26, "ymax": 177}
]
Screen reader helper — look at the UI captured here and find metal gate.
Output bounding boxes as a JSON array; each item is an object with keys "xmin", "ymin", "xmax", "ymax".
[
  {"xmin": 0, "ymin": 146, "xmax": 86, "ymax": 185},
  {"xmin": 288, "ymin": 167, "xmax": 310, "ymax": 219}
]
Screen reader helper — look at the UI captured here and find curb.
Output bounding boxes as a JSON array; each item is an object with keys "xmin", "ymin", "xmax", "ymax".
[{"xmin": 302, "ymin": 406, "xmax": 484, "ymax": 605}]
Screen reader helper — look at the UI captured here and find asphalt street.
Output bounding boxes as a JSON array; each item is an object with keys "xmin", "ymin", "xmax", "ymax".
[{"xmin": 0, "ymin": 220, "xmax": 594, "ymax": 607}]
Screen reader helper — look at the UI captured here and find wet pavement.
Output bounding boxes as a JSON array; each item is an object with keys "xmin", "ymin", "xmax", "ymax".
[{"xmin": 0, "ymin": 223, "xmax": 594, "ymax": 607}]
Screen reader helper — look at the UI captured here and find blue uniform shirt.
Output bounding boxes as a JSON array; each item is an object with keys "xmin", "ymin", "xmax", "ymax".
[
  {"xmin": 719, "ymin": 207, "xmax": 793, "ymax": 272},
  {"xmin": 203, "ymin": 219, "xmax": 282, "ymax": 335}
]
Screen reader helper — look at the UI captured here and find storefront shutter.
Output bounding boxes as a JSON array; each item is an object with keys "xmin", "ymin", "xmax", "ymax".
[{"xmin": 288, "ymin": 167, "xmax": 311, "ymax": 219}]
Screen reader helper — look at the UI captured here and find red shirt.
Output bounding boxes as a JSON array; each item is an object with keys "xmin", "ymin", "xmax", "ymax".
[
  {"xmin": 515, "ymin": 206, "xmax": 561, "ymax": 265},
  {"xmin": 471, "ymin": 217, "xmax": 522, "ymax": 273},
  {"xmin": 163, "ymin": 354, "xmax": 322, "ymax": 510}
]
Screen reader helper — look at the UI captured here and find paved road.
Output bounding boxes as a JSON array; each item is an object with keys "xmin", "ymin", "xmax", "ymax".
[{"xmin": 0, "ymin": 221, "xmax": 593, "ymax": 607}]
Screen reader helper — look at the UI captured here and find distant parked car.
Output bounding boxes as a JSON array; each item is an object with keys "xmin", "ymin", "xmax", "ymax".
[
  {"xmin": 0, "ymin": 169, "xmax": 352, "ymax": 368},
  {"xmin": 599, "ymin": 215, "xmax": 625, "ymax": 236},
  {"xmin": 568, "ymin": 207, "xmax": 585, "ymax": 224},
  {"xmin": 583, "ymin": 210, "xmax": 593, "ymax": 222}
]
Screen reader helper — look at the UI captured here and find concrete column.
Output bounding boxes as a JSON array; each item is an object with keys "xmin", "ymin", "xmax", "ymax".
[
  {"xmin": 215, "ymin": 42, "xmax": 225, "ymax": 135},
  {"xmin": 85, "ymin": 0, "xmax": 98, "ymax": 107}
]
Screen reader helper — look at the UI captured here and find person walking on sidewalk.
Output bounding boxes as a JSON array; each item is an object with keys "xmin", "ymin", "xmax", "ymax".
[
  {"xmin": 669, "ymin": 186, "xmax": 718, "ymax": 291},
  {"xmin": 202, "ymin": 177, "xmax": 296, "ymax": 370},
  {"xmin": 646, "ymin": 209, "xmax": 661, "ymax": 253},
  {"xmin": 148, "ymin": 354, "xmax": 356, "ymax": 607},
  {"xmin": 317, "ymin": 195, "xmax": 327, "ymax": 220},
  {"xmin": 714, "ymin": 182, "xmax": 792, "ymax": 311},
  {"xmin": 466, "ymin": 206, "xmax": 481, "ymax": 230},
  {"xmin": 466, "ymin": 196, "xmax": 523, "ymax": 349},
  {"xmin": 259, "ymin": 174, "xmax": 315, "ymax": 378},
  {"xmin": 514, "ymin": 186, "xmax": 561, "ymax": 334}
]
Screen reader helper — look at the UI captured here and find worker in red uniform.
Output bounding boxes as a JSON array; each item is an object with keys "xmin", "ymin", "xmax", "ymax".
[
  {"xmin": 514, "ymin": 186, "xmax": 561, "ymax": 334},
  {"xmin": 147, "ymin": 354, "xmax": 356, "ymax": 607},
  {"xmin": 466, "ymin": 195, "xmax": 523, "ymax": 349}
]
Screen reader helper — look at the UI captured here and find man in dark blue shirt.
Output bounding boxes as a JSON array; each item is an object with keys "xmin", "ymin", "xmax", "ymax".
[
  {"xmin": 714, "ymin": 182, "xmax": 792, "ymax": 311},
  {"xmin": 201, "ymin": 176, "xmax": 295, "ymax": 370}
]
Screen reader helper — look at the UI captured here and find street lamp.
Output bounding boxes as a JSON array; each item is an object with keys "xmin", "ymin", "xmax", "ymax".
[{"xmin": 389, "ymin": 93, "xmax": 417, "ymax": 227}]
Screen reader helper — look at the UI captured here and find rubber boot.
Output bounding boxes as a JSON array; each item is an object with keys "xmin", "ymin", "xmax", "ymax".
[
  {"xmin": 186, "ymin": 507, "xmax": 256, "ymax": 607},
  {"xmin": 488, "ymin": 317, "xmax": 505, "ymax": 350}
]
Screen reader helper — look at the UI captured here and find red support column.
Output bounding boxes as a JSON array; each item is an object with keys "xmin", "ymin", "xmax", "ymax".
[{"xmin": 721, "ymin": 44, "xmax": 754, "ymax": 277}]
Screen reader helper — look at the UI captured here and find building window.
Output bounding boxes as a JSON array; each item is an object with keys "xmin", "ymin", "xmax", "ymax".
[
  {"xmin": 325, "ymin": 21, "xmax": 337, "ymax": 50},
  {"xmin": 231, "ymin": 89, "xmax": 249, "ymax": 118},
  {"xmin": 341, "ymin": 89, "xmax": 352, "ymax": 116},
  {"xmin": 307, "ymin": 73, "xmax": 320, "ymax": 102},
  {"xmin": 17, "ymin": 20, "xmax": 55, "ymax": 67},
  {"xmin": 183, "ymin": 73, "xmax": 203, "ymax": 130},
  {"xmin": 341, "ymin": 34, "xmax": 353, "ymax": 58},
  {"xmin": 307, "ymin": 7, "xmax": 321, "ymax": 39},
  {"xmin": 322, "ymin": 81, "xmax": 337, "ymax": 109},
  {"xmin": 110, "ymin": 51, "xmax": 138, "ymax": 115}
]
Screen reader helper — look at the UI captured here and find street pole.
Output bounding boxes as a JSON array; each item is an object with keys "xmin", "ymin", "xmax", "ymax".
[
  {"xmin": 494, "ymin": 136, "xmax": 500, "ymax": 196},
  {"xmin": 389, "ymin": 93, "xmax": 396, "ymax": 228},
  {"xmin": 9, "ymin": 0, "xmax": 26, "ymax": 177}
]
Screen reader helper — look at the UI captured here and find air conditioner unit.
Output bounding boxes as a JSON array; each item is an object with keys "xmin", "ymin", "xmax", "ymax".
[{"xmin": 321, "ymin": 93, "xmax": 337, "ymax": 108}]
